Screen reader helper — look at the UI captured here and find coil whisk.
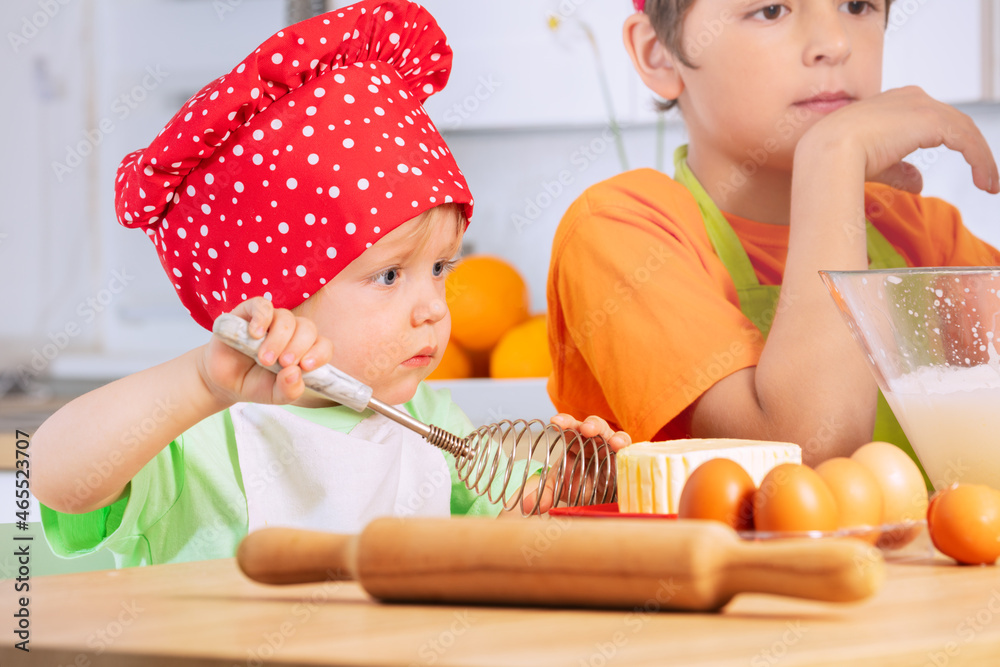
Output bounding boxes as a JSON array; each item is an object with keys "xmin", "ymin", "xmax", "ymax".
[{"xmin": 449, "ymin": 419, "xmax": 617, "ymax": 516}]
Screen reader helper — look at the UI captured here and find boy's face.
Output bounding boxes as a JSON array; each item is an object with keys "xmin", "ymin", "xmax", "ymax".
[
  {"xmin": 294, "ymin": 206, "xmax": 463, "ymax": 406},
  {"xmin": 676, "ymin": 0, "xmax": 886, "ymax": 166}
]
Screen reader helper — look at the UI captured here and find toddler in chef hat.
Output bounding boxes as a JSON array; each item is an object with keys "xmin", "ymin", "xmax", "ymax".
[{"xmin": 33, "ymin": 0, "xmax": 630, "ymax": 569}]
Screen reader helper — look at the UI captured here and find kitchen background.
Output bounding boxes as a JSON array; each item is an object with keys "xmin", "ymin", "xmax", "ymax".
[{"xmin": 1, "ymin": 0, "xmax": 998, "ymax": 573}]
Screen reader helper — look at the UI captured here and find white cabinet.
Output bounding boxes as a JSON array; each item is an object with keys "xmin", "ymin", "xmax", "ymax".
[
  {"xmin": 0, "ymin": 472, "xmax": 116, "ymax": 576},
  {"xmin": 420, "ymin": 0, "xmax": 652, "ymax": 130},
  {"xmin": 883, "ymin": 0, "xmax": 999, "ymax": 103},
  {"xmin": 427, "ymin": 378, "xmax": 556, "ymax": 428}
]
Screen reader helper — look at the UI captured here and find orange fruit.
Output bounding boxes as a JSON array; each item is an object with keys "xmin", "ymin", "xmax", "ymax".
[
  {"xmin": 426, "ymin": 342, "xmax": 472, "ymax": 380},
  {"xmin": 927, "ymin": 484, "xmax": 1000, "ymax": 565},
  {"xmin": 490, "ymin": 315, "xmax": 552, "ymax": 378},
  {"xmin": 447, "ymin": 255, "xmax": 530, "ymax": 352}
]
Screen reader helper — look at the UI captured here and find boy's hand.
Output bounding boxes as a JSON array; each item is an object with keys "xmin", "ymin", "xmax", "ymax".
[
  {"xmin": 505, "ymin": 414, "xmax": 629, "ymax": 516},
  {"xmin": 802, "ymin": 86, "xmax": 999, "ymax": 196},
  {"xmin": 870, "ymin": 160, "xmax": 923, "ymax": 195},
  {"xmin": 197, "ymin": 297, "xmax": 334, "ymax": 407},
  {"xmin": 549, "ymin": 413, "xmax": 631, "ymax": 452}
]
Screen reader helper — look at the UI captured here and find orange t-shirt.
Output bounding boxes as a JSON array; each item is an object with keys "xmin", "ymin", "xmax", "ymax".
[{"xmin": 546, "ymin": 168, "xmax": 1000, "ymax": 443}]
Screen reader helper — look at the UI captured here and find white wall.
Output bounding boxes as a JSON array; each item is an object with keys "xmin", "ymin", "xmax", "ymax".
[{"xmin": 1, "ymin": 0, "xmax": 998, "ymax": 381}]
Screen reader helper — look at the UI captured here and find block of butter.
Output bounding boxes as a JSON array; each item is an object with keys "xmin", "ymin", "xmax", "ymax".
[{"xmin": 616, "ymin": 439, "xmax": 802, "ymax": 514}]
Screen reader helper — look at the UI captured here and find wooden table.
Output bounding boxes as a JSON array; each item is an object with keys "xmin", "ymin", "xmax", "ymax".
[{"xmin": 2, "ymin": 536, "xmax": 999, "ymax": 667}]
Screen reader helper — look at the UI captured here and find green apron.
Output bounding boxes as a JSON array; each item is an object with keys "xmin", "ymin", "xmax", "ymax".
[{"xmin": 672, "ymin": 145, "xmax": 930, "ymax": 487}]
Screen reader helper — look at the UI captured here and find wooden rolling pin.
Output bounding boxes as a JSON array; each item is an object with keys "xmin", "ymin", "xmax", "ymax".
[{"xmin": 237, "ymin": 517, "xmax": 885, "ymax": 611}]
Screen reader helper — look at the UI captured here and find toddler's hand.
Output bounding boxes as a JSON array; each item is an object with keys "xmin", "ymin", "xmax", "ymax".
[
  {"xmin": 803, "ymin": 86, "xmax": 999, "ymax": 195},
  {"xmin": 198, "ymin": 297, "xmax": 334, "ymax": 407},
  {"xmin": 549, "ymin": 413, "xmax": 631, "ymax": 452}
]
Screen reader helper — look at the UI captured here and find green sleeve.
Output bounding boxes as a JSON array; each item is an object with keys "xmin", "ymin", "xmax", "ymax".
[
  {"xmin": 40, "ymin": 436, "xmax": 185, "ymax": 564},
  {"xmin": 407, "ymin": 383, "xmax": 543, "ymax": 517},
  {"xmin": 39, "ymin": 486, "xmax": 130, "ymax": 557}
]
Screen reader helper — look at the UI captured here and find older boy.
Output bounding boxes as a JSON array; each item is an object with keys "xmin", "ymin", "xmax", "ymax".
[{"xmin": 547, "ymin": 0, "xmax": 999, "ymax": 467}]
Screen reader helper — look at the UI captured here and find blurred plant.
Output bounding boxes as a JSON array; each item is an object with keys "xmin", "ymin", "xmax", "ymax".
[
  {"xmin": 547, "ymin": 13, "xmax": 629, "ymax": 172},
  {"xmin": 287, "ymin": 0, "xmax": 326, "ymax": 23}
]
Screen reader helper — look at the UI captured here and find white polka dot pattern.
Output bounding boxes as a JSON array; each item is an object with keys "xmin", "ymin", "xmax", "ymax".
[{"xmin": 114, "ymin": 0, "xmax": 473, "ymax": 331}]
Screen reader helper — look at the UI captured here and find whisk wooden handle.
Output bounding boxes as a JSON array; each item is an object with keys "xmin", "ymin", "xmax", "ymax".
[{"xmin": 237, "ymin": 517, "xmax": 885, "ymax": 610}]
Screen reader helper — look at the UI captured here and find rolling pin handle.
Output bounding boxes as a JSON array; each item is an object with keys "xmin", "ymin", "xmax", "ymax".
[{"xmin": 237, "ymin": 527, "xmax": 359, "ymax": 585}]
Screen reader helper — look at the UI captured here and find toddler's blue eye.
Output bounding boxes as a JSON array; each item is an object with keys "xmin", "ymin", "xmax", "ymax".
[
  {"xmin": 433, "ymin": 260, "xmax": 457, "ymax": 277},
  {"xmin": 374, "ymin": 268, "xmax": 399, "ymax": 286}
]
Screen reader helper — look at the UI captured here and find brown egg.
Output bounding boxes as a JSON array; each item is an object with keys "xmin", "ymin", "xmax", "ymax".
[
  {"xmin": 678, "ymin": 458, "xmax": 755, "ymax": 530},
  {"xmin": 815, "ymin": 457, "xmax": 884, "ymax": 541},
  {"xmin": 753, "ymin": 463, "xmax": 839, "ymax": 533},
  {"xmin": 851, "ymin": 441, "xmax": 929, "ymax": 549}
]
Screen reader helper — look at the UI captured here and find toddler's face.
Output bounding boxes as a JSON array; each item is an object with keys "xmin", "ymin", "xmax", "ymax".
[
  {"xmin": 676, "ymin": 0, "xmax": 885, "ymax": 165},
  {"xmin": 294, "ymin": 205, "xmax": 463, "ymax": 405}
]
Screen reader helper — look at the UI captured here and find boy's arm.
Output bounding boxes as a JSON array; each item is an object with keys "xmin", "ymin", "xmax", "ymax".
[
  {"xmin": 33, "ymin": 297, "xmax": 334, "ymax": 514},
  {"xmin": 688, "ymin": 87, "xmax": 999, "ymax": 465}
]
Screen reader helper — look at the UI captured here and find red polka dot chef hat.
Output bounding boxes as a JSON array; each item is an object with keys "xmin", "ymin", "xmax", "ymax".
[{"xmin": 115, "ymin": 0, "xmax": 473, "ymax": 331}]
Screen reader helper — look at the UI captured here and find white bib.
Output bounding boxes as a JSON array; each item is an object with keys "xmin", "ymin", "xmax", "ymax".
[{"xmin": 230, "ymin": 403, "xmax": 452, "ymax": 534}]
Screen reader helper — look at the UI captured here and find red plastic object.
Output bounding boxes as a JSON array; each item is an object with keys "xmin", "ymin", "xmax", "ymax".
[{"xmin": 547, "ymin": 503, "xmax": 678, "ymax": 519}]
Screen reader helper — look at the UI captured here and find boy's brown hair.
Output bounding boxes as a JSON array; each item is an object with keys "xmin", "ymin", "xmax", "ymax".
[{"xmin": 643, "ymin": 0, "xmax": 896, "ymax": 110}]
